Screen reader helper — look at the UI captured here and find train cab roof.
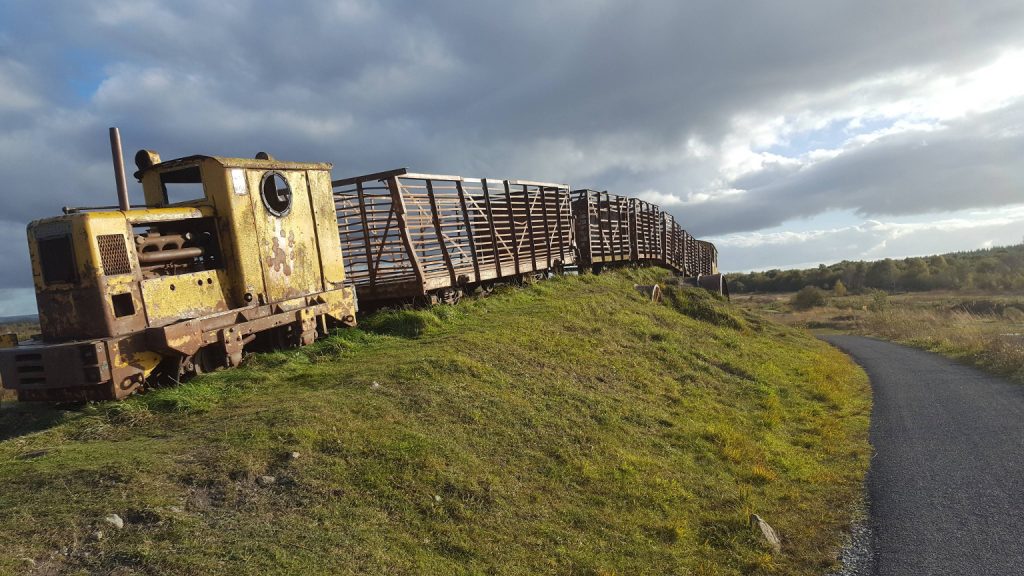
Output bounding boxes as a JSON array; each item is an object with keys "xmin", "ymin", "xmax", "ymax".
[{"xmin": 132, "ymin": 152, "xmax": 332, "ymax": 181}]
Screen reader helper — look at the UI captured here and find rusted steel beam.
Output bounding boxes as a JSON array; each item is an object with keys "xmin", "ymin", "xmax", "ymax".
[
  {"xmin": 355, "ymin": 180, "xmax": 377, "ymax": 289},
  {"xmin": 504, "ymin": 180, "xmax": 521, "ymax": 276},
  {"xmin": 507, "ymin": 178, "xmax": 565, "ymax": 188},
  {"xmin": 426, "ymin": 179, "xmax": 458, "ymax": 286},
  {"xmin": 523, "ymin": 184, "xmax": 538, "ymax": 271},
  {"xmin": 372, "ymin": 205, "xmax": 397, "ymax": 285},
  {"xmin": 618, "ymin": 196, "xmax": 627, "ymax": 260},
  {"xmin": 481, "ymin": 179, "xmax": 502, "ymax": 279},
  {"xmin": 555, "ymin": 187, "xmax": 566, "ymax": 267},
  {"xmin": 455, "ymin": 180, "xmax": 481, "ymax": 283},
  {"xmin": 629, "ymin": 199, "xmax": 639, "ymax": 261},
  {"xmin": 598, "ymin": 190, "xmax": 606, "ymax": 260},
  {"xmin": 539, "ymin": 185, "xmax": 552, "ymax": 269},
  {"xmin": 332, "ymin": 168, "xmax": 408, "ymax": 188},
  {"xmin": 388, "ymin": 176, "xmax": 426, "ymax": 289}
]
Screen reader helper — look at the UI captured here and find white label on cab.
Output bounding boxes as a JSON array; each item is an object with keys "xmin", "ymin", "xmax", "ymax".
[{"xmin": 232, "ymin": 168, "xmax": 248, "ymax": 195}]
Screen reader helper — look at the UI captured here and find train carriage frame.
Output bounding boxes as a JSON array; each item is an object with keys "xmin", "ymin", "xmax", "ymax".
[{"xmin": 333, "ymin": 169, "xmax": 574, "ymax": 305}]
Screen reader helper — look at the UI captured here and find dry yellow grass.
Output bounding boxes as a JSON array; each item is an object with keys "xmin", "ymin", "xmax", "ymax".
[{"xmin": 736, "ymin": 291, "xmax": 1024, "ymax": 384}]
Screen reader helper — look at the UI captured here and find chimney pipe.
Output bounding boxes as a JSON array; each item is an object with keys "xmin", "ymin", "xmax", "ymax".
[{"xmin": 109, "ymin": 127, "xmax": 130, "ymax": 211}]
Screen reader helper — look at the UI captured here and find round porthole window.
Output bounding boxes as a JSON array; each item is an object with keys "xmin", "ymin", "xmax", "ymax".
[{"xmin": 260, "ymin": 172, "xmax": 292, "ymax": 217}]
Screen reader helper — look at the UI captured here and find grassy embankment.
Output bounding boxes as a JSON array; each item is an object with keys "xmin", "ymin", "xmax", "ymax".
[
  {"xmin": 0, "ymin": 269, "xmax": 870, "ymax": 575},
  {"xmin": 737, "ymin": 291, "xmax": 1024, "ymax": 385}
]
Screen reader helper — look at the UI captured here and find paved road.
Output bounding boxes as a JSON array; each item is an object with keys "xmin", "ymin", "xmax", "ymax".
[{"xmin": 823, "ymin": 335, "xmax": 1024, "ymax": 576}]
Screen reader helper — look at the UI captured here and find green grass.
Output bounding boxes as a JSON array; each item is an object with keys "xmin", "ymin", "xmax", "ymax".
[{"xmin": 0, "ymin": 269, "xmax": 870, "ymax": 575}]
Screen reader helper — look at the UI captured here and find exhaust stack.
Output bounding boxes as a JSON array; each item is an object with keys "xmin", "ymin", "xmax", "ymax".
[{"xmin": 109, "ymin": 127, "xmax": 130, "ymax": 211}]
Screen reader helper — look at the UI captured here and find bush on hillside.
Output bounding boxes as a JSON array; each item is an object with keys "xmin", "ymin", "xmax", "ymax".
[
  {"xmin": 663, "ymin": 285, "xmax": 747, "ymax": 330},
  {"xmin": 791, "ymin": 286, "xmax": 828, "ymax": 310}
]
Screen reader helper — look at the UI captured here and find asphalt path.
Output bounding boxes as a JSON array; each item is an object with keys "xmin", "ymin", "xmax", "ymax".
[{"xmin": 823, "ymin": 335, "xmax": 1024, "ymax": 576}]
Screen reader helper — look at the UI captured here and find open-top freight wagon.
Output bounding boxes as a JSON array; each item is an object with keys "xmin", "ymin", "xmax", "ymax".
[
  {"xmin": 630, "ymin": 198, "xmax": 664, "ymax": 263},
  {"xmin": 333, "ymin": 169, "xmax": 574, "ymax": 306},
  {"xmin": 572, "ymin": 189, "xmax": 709, "ymax": 279},
  {"xmin": 572, "ymin": 189, "xmax": 632, "ymax": 272}
]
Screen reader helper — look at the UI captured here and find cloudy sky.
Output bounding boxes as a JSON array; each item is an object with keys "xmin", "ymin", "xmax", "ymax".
[{"xmin": 1, "ymin": 0, "xmax": 1023, "ymax": 315}]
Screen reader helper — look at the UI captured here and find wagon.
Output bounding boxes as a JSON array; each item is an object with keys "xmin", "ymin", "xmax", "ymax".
[
  {"xmin": 696, "ymin": 240, "xmax": 718, "ymax": 276},
  {"xmin": 629, "ymin": 198, "xmax": 663, "ymax": 262},
  {"xmin": 660, "ymin": 212, "xmax": 688, "ymax": 275},
  {"xmin": 333, "ymin": 169, "xmax": 574, "ymax": 305},
  {"xmin": 571, "ymin": 189, "xmax": 632, "ymax": 272}
]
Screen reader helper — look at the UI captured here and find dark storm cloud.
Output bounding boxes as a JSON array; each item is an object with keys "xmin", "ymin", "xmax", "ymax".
[{"xmin": 0, "ymin": 0, "xmax": 1023, "ymax": 290}]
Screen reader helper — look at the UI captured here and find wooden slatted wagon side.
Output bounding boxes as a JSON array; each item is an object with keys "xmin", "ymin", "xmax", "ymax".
[
  {"xmin": 696, "ymin": 239, "xmax": 719, "ymax": 276},
  {"xmin": 661, "ymin": 212, "xmax": 688, "ymax": 274},
  {"xmin": 333, "ymin": 169, "xmax": 574, "ymax": 306},
  {"xmin": 571, "ymin": 189, "xmax": 632, "ymax": 273},
  {"xmin": 629, "ymin": 198, "xmax": 663, "ymax": 263}
]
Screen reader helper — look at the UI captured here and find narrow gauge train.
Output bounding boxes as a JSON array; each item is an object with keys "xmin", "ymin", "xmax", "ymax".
[{"xmin": 0, "ymin": 131, "xmax": 723, "ymax": 402}]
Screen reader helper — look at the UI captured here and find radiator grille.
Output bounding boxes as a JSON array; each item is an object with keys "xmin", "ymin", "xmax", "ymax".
[{"xmin": 97, "ymin": 234, "xmax": 132, "ymax": 275}]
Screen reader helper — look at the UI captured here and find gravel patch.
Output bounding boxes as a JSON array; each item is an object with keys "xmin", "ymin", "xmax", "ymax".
[{"xmin": 827, "ymin": 518, "xmax": 874, "ymax": 576}]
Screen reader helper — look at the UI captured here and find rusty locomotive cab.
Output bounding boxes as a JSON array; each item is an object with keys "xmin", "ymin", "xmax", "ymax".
[{"xmin": 0, "ymin": 143, "xmax": 357, "ymax": 401}]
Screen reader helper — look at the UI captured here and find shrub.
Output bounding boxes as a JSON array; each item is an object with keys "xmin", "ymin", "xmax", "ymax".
[
  {"xmin": 663, "ymin": 285, "xmax": 747, "ymax": 330},
  {"xmin": 1003, "ymin": 306, "xmax": 1024, "ymax": 322},
  {"xmin": 867, "ymin": 290, "xmax": 890, "ymax": 312},
  {"xmin": 791, "ymin": 286, "xmax": 827, "ymax": 310},
  {"xmin": 833, "ymin": 279, "xmax": 848, "ymax": 297}
]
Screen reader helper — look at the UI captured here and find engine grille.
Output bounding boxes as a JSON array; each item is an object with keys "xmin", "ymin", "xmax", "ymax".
[{"xmin": 97, "ymin": 234, "xmax": 132, "ymax": 276}]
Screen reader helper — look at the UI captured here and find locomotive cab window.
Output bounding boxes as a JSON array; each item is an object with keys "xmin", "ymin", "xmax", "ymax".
[
  {"xmin": 38, "ymin": 235, "xmax": 77, "ymax": 285},
  {"xmin": 260, "ymin": 172, "xmax": 292, "ymax": 217},
  {"xmin": 159, "ymin": 165, "xmax": 205, "ymax": 205}
]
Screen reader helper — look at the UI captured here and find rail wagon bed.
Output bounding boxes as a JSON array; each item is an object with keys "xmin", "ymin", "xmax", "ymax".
[
  {"xmin": 661, "ymin": 212, "xmax": 688, "ymax": 275},
  {"xmin": 630, "ymin": 198, "xmax": 663, "ymax": 262},
  {"xmin": 571, "ymin": 189, "xmax": 632, "ymax": 271},
  {"xmin": 333, "ymin": 169, "xmax": 574, "ymax": 304},
  {"xmin": 696, "ymin": 240, "xmax": 719, "ymax": 276}
]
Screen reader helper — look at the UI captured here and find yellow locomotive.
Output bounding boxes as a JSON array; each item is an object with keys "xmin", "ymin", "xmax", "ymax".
[{"xmin": 0, "ymin": 130, "xmax": 357, "ymax": 401}]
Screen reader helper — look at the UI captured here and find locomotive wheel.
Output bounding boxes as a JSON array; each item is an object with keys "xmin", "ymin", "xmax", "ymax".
[
  {"xmin": 476, "ymin": 282, "xmax": 495, "ymax": 297},
  {"xmin": 190, "ymin": 346, "xmax": 226, "ymax": 375},
  {"xmin": 270, "ymin": 323, "xmax": 301, "ymax": 349},
  {"xmin": 435, "ymin": 287, "xmax": 462, "ymax": 305}
]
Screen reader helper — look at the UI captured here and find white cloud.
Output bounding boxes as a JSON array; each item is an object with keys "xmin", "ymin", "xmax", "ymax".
[{"xmin": 715, "ymin": 205, "xmax": 1024, "ymax": 272}]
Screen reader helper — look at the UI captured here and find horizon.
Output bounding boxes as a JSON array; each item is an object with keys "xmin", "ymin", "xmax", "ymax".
[
  {"xmin": 2, "ymin": 1, "xmax": 1023, "ymax": 315},
  {"xmin": 723, "ymin": 241, "xmax": 1024, "ymax": 275}
]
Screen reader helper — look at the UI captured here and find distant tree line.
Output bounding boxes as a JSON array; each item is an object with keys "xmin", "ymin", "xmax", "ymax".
[{"xmin": 728, "ymin": 243, "xmax": 1024, "ymax": 294}]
